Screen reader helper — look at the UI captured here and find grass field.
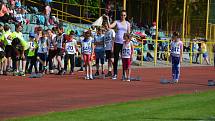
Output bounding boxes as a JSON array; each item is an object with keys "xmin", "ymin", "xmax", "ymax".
[{"xmin": 7, "ymin": 90, "xmax": 215, "ymax": 121}]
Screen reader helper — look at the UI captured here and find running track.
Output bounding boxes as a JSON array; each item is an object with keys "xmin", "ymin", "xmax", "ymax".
[{"xmin": 0, "ymin": 66, "xmax": 214, "ymax": 120}]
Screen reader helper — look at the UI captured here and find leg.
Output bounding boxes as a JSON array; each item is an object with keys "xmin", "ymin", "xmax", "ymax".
[
  {"xmin": 70, "ymin": 54, "xmax": 75, "ymax": 73},
  {"xmin": 175, "ymin": 57, "xmax": 180, "ymax": 81},
  {"xmin": 64, "ymin": 54, "xmax": 69, "ymax": 72},
  {"xmin": 172, "ymin": 56, "xmax": 176, "ymax": 80},
  {"xmin": 113, "ymin": 43, "xmax": 123, "ymax": 76}
]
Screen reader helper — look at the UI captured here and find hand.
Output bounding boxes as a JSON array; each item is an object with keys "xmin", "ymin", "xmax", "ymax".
[
  {"xmin": 22, "ymin": 54, "xmax": 25, "ymax": 60},
  {"xmin": 180, "ymin": 58, "xmax": 183, "ymax": 63}
]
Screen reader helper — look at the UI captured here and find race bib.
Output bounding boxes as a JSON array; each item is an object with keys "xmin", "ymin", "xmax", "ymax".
[{"xmin": 122, "ymin": 48, "xmax": 131, "ymax": 56}]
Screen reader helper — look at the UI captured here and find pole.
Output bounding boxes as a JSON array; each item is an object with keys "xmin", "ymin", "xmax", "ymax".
[
  {"xmin": 123, "ymin": 0, "xmax": 126, "ymax": 10},
  {"xmin": 182, "ymin": 0, "xmax": 187, "ymax": 43},
  {"xmin": 99, "ymin": 0, "xmax": 101, "ymax": 17},
  {"xmin": 209, "ymin": 24, "xmax": 212, "ymax": 63},
  {"xmin": 206, "ymin": 0, "xmax": 210, "ymax": 40},
  {"xmin": 154, "ymin": 0, "xmax": 160, "ymax": 66}
]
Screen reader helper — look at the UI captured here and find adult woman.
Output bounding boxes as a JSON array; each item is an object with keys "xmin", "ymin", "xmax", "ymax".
[{"xmin": 106, "ymin": 10, "xmax": 131, "ymax": 80}]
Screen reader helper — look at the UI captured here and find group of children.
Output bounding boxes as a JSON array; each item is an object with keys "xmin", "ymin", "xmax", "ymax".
[{"xmin": 0, "ymin": 22, "xmax": 135, "ymax": 81}]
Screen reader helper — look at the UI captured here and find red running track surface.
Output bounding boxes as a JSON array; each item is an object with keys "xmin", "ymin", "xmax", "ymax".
[{"xmin": 0, "ymin": 67, "xmax": 214, "ymax": 120}]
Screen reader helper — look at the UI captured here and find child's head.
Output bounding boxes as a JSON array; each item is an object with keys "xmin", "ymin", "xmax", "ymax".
[
  {"xmin": 57, "ymin": 24, "xmax": 64, "ymax": 34},
  {"xmin": 47, "ymin": 29, "xmax": 53, "ymax": 37},
  {"xmin": 29, "ymin": 32, "xmax": 35, "ymax": 40},
  {"xmin": 4, "ymin": 23, "xmax": 10, "ymax": 32},
  {"xmin": 70, "ymin": 30, "xmax": 75, "ymax": 37},
  {"xmin": 97, "ymin": 27, "xmax": 102, "ymax": 35},
  {"xmin": 102, "ymin": 22, "xmax": 108, "ymax": 30},
  {"xmin": 42, "ymin": 30, "xmax": 48, "ymax": 38},
  {"xmin": 123, "ymin": 33, "xmax": 131, "ymax": 42},
  {"xmin": 84, "ymin": 30, "xmax": 91, "ymax": 38},
  {"xmin": 172, "ymin": 32, "xmax": 179, "ymax": 41},
  {"xmin": 15, "ymin": 23, "xmax": 23, "ymax": 32}
]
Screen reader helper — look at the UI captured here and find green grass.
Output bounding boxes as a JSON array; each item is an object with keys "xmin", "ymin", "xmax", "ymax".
[{"xmin": 6, "ymin": 91, "xmax": 215, "ymax": 121}]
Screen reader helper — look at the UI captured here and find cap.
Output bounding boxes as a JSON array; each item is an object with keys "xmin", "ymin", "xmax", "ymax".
[{"xmin": 29, "ymin": 32, "xmax": 35, "ymax": 38}]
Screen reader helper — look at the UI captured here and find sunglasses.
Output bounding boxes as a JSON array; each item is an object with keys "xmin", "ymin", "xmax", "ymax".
[{"xmin": 121, "ymin": 14, "xmax": 126, "ymax": 16}]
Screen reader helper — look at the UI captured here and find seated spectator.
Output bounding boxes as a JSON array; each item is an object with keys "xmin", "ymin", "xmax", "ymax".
[
  {"xmin": 0, "ymin": 1, "xmax": 10, "ymax": 22},
  {"xmin": 44, "ymin": 3, "xmax": 51, "ymax": 25}
]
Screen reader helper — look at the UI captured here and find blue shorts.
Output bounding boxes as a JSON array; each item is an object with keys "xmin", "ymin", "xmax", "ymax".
[
  {"xmin": 95, "ymin": 49, "xmax": 105, "ymax": 64},
  {"xmin": 203, "ymin": 52, "xmax": 208, "ymax": 58}
]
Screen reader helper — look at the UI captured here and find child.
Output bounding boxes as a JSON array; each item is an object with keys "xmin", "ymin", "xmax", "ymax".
[
  {"xmin": 170, "ymin": 32, "xmax": 183, "ymax": 83},
  {"xmin": 81, "ymin": 30, "xmax": 94, "ymax": 80},
  {"xmin": 9, "ymin": 23, "xmax": 29, "ymax": 76},
  {"xmin": 47, "ymin": 29, "xmax": 57, "ymax": 74},
  {"xmin": 213, "ymin": 44, "xmax": 215, "ymax": 68},
  {"xmin": 3, "ymin": 24, "xmax": 12, "ymax": 72},
  {"xmin": 63, "ymin": 31, "xmax": 78, "ymax": 74},
  {"xmin": 55, "ymin": 24, "xmax": 66, "ymax": 75},
  {"xmin": 0, "ymin": 42, "xmax": 7, "ymax": 75},
  {"xmin": 93, "ymin": 27, "xmax": 105, "ymax": 76},
  {"xmin": 37, "ymin": 30, "xmax": 49, "ymax": 73},
  {"xmin": 201, "ymin": 39, "xmax": 210, "ymax": 65},
  {"xmin": 26, "ymin": 32, "xmax": 38, "ymax": 74},
  {"xmin": 122, "ymin": 33, "xmax": 134, "ymax": 82},
  {"xmin": 103, "ymin": 22, "xmax": 115, "ymax": 77},
  {"xmin": 0, "ymin": 23, "xmax": 7, "ymax": 75}
]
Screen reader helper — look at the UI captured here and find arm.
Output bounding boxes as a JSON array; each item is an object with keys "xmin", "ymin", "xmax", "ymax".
[
  {"xmin": 91, "ymin": 43, "xmax": 95, "ymax": 60},
  {"xmin": 180, "ymin": 42, "xmax": 183, "ymax": 63},
  {"xmin": 127, "ymin": 22, "xmax": 131, "ymax": 33},
  {"xmin": 131, "ymin": 42, "xmax": 134, "ymax": 60},
  {"xmin": 108, "ymin": 20, "xmax": 117, "ymax": 29}
]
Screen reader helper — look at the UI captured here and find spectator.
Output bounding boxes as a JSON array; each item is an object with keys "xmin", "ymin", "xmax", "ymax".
[
  {"xmin": 201, "ymin": 39, "xmax": 210, "ymax": 65},
  {"xmin": 44, "ymin": 2, "xmax": 51, "ymax": 25},
  {"xmin": 213, "ymin": 44, "xmax": 215, "ymax": 68},
  {"xmin": 106, "ymin": 10, "xmax": 131, "ymax": 80},
  {"xmin": 0, "ymin": 1, "xmax": 10, "ymax": 22}
]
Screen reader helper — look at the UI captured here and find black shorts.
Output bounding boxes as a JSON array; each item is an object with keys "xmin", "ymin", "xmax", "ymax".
[
  {"xmin": 56, "ymin": 48, "xmax": 64, "ymax": 56},
  {"xmin": 5, "ymin": 45, "xmax": 13, "ymax": 58},
  {"xmin": 0, "ymin": 51, "xmax": 5, "ymax": 59},
  {"xmin": 105, "ymin": 50, "xmax": 113, "ymax": 60}
]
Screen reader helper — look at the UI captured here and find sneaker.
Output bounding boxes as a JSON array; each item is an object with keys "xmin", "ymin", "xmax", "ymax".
[
  {"xmin": 105, "ymin": 72, "xmax": 112, "ymax": 77},
  {"xmin": 13, "ymin": 71, "xmax": 19, "ymax": 76},
  {"xmin": 89, "ymin": 75, "xmax": 94, "ymax": 80},
  {"xmin": 112, "ymin": 75, "xmax": 117, "ymax": 80},
  {"xmin": 20, "ymin": 71, "xmax": 25, "ymax": 77},
  {"xmin": 122, "ymin": 76, "xmax": 127, "ymax": 81},
  {"xmin": 61, "ymin": 70, "xmax": 66, "ymax": 75},
  {"xmin": 3, "ymin": 71, "xmax": 7, "ymax": 76},
  {"xmin": 171, "ymin": 79, "xmax": 179, "ymax": 83},
  {"xmin": 78, "ymin": 68, "xmax": 84, "ymax": 72},
  {"xmin": 0, "ymin": 71, "xmax": 3, "ymax": 75},
  {"xmin": 127, "ymin": 78, "xmax": 131, "ymax": 82},
  {"xmin": 94, "ymin": 71, "xmax": 99, "ymax": 76},
  {"xmin": 85, "ymin": 76, "xmax": 90, "ymax": 80},
  {"xmin": 69, "ymin": 71, "xmax": 74, "ymax": 75},
  {"xmin": 57, "ymin": 70, "xmax": 62, "ymax": 75},
  {"xmin": 174, "ymin": 79, "xmax": 179, "ymax": 83},
  {"xmin": 49, "ymin": 70, "xmax": 54, "ymax": 74}
]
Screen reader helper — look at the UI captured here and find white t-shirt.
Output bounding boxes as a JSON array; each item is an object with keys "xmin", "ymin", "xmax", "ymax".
[
  {"xmin": 170, "ymin": 40, "xmax": 183, "ymax": 57},
  {"xmin": 38, "ymin": 37, "xmax": 48, "ymax": 53},
  {"xmin": 65, "ymin": 39, "xmax": 77, "ymax": 54},
  {"xmin": 104, "ymin": 29, "xmax": 115, "ymax": 50},
  {"xmin": 122, "ymin": 41, "xmax": 133, "ymax": 58}
]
